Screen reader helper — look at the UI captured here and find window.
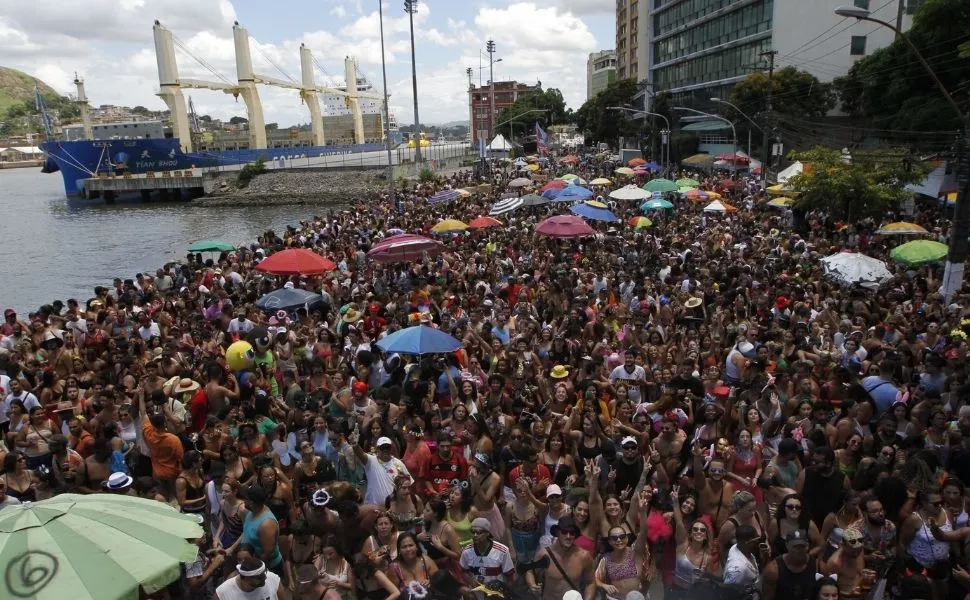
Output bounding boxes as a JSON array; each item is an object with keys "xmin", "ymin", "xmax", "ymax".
[
  {"xmin": 853, "ymin": 0, "xmax": 869, "ymax": 8},
  {"xmin": 850, "ymin": 35, "xmax": 867, "ymax": 55}
]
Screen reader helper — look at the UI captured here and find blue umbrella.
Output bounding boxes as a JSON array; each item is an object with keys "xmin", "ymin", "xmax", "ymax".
[
  {"xmin": 645, "ymin": 161, "xmax": 662, "ymax": 172},
  {"xmin": 641, "ymin": 198, "xmax": 674, "ymax": 210},
  {"xmin": 429, "ymin": 189, "xmax": 461, "ymax": 204},
  {"xmin": 570, "ymin": 203, "xmax": 618, "ymax": 222},
  {"xmin": 541, "ymin": 188, "xmax": 563, "ymax": 200},
  {"xmin": 256, "ymin": 288, "xmax": 325, "ymax": 312},
  {"xmin": 375, "ymin": 325, "xmax": 463, "ymax": 355},
  {"xmin": 553, "ymin": 185, "xmax": 594, "ymax": 202}
]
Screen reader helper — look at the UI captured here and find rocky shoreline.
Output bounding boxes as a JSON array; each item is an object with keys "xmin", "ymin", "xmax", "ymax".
[{"xmin": 196, "ymin": 169, "xmax": 391, "ymax": 206}]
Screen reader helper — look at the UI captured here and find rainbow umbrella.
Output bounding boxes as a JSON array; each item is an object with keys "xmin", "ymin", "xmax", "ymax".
[
  {"xmin": 629, "ymin": 216, "xmax": 653, "ymax": 229},
  {"xmin": 876, "ymin": 222, "xmax": 929, "ymax": 235}
]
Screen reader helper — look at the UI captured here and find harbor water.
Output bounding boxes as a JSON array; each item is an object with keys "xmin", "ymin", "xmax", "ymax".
[{"xmin": 0, "ymin": 167, "xmax": 325, "ymax": 313}]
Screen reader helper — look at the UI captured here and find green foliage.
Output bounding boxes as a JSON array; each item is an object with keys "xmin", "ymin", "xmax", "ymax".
[
  {"xmin": 236, "ymin": 157, "xmax": 266, "ymax": 188},
  {"xmin": 418, "ymin": 167, "xmax": 437, "ymax": 183},
  {"xmin": 574, "ymin": 78, "xmax": 642, "ymax": 145},
  {"xmin": 787, "ymin": 146, "xmax": 929, "ymax": 222},
  {"xmin": 730, "ymin": 67, "xmax": 835, "ymax": 120},
  {"xmin": 229, "ymin": 116, "xmax": 249, "ymax": 125},
  {"xmin": 833, "ymin": 0, "xmax": 970, "ymax": 131},
  {"xmin": 496, "ymin": 88, "xmax": 568, "ymax": 133}
]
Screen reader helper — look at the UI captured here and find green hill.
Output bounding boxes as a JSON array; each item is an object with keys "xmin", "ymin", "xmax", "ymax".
[{"xmin": 0, "ymin": 66, "xmax": 61, "ymax": 115}]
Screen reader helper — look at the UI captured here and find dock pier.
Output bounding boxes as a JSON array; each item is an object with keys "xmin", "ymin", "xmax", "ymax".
[{"xmin": 81, "ymin": 169, "xmax": 206, "ymax": 203}]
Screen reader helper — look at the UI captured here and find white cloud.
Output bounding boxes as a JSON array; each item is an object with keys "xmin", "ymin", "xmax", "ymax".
[
  {"xmin": 330, "ymin": 5, "xmax": 347, "ymax": 18},
  {"xmin": 549, "ymin": 0, "xmax": 613, "ymax": 16}
]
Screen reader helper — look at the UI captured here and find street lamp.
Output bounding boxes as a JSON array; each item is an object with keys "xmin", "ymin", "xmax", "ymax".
[
  {"xmin": 377, "ymin": 0, "xmax": 395, "ymax": 208},
  {"xmin": 835, "ymin": 6, "xmax": 969, "ymax": 300},
  {"xmin": 710, "ymin": 97, "xmax": 765, "ymax": 188},
  {"xmin": 673, "ymin": 106, "xmax": 738, "ymax": 171},
  {"xmin": 404, "ymin": 0, "xmax": 422, "ymax": 163},
  {"xmin": 497, "ymin": 108, "xmax": 548, "ymax": 146},
  {"xmin": 607, "ymin": 106, "xmax": 671, "ymax": 172},
  {"xmin": 487, "ymin": 40, "xmax": 496, "ymax": 139}
]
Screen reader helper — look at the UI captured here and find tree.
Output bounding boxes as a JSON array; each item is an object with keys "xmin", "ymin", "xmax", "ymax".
[
  {"xmin": 265, "ymin": 123, "xmax": 279, "ymax": 130},
  {"xmin": 574, "ymin": 78, "xmax": 641, "ymax": 145},
  {"xmin": 496, "ymin": 88, "xmax": 568, "ymax": 135},
  {"xmin": 787, "ymin": 146, "xmax": 929, "ymax": 222},
  {"xmin": 833, "ymin": 0, "xmax": 970, "ymax": 131},
  {"xmin": 132, "ymin": 105, "xmax": 150, "ymax": 115},
  {"xmin": 229, "ymin": 116, "xmax": 249, "ymax": 125},
  {"xmin": 729, "ymin": 67, "xmax": 835, "ymax": 121}
]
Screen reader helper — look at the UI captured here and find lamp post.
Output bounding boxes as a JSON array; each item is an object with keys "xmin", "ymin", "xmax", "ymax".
[
  {"xmin": 404, "ymin": 0, "xmax": 422, "ymax": 164},
  {"xmin": 607, "ymin": 106, "xmax": 670, "ymax": 172},
  {"xmin": 835, "ymin": 6, "xmax": 969, "ymax": 301},
  {"xmin": 496, "ymin": 109, "xmax": 548, "ymax": 147},
  {"xmin": 486, "ymin": 40, "xmax": 496, "ymax": 140},
  {"xmin": 710, "ymin": 97, "xmax": 766, "ymax": 189},
  {"xmin": 377, "ymin": 0, "xmax": 395, "ymax": 209},
  {"xmin": 673, "ymin": 106, "xmax": 737, "ymax": 171}
]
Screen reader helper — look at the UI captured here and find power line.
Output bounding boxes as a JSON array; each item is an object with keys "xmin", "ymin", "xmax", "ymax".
[{"xmin": 171, "ymin": 34, "xmax": 234, "ymax": 86}]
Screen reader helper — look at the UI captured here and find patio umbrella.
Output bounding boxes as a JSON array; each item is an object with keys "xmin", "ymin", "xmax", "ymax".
[
  {"xmin": 535, "ymin": 215, "xmax": 595, "ymax": 238},
  {"xmin": 521, "ymin": 193, "xmax": 549, "ymax": 207},
  {"xmin": 367, "ymin": 234, "xmax": 443, "ymax": 262},
  {"xmin": 559, "ymin": 173, "xmax": 580, "ymax": 181},
  {"xmin": 676, "ymin": 178, "xmax": 700, "ymax": 187},
  {"xmin": 431, "ymin": 219, "xmax": 468, "ymax": 234},
  {"xmin": 188, "ymin": 240, "xmax": 236, "ymax": 253},
  {"xmin": 429, "ymin": 189, "xmax": 461, "ymax": 204},
  {"xmin": 489, "ymin": 197, "xmax": 525, "ymax": 216},
  {"xmin": 468, "ymin": 216, "xmax": 503, "ymax": 229},
  {"xmin": 766, "ymin": 183, "xmax": 797, "ymax": 196},
  {"xmin": 685, "ymin": 189, "xmax": 709, "ymax": 201},
  {"xmin": 645, "ymin": 161, "xmax": 662, "ymax": 172},
  {"xmin": 375, "ymin": 325, "xmax": 463, "ymax": 355},
  {"xmin": 255, "ymin": 248, "xmax": 337, "ymax": 275},
  {"xmin": 703, "ymin": 200, "xmax": 737, "ymax": 212},
  {"xmin": 571, "ymin": 203, "xmax": 618, "ymax": 222},
  {"xmin": 643, "ymin": 178, "xmax": 679, "ymax": 193},
  {"xmin": 526, "ymin": 163, "xmax": 540, "ymax": 172},
  {"xmin": 891, "ymin": 240, "xmax": 948, "ymax": 266},
  {"xmin": 0, "ymin": 493, "xmax": 202, "ymax": 600},
  {"xmin": 456, "ymin": 189, "xmax": 472, "ymax": 198},
  {"xmin": 876, "ymin": 222, "xmax": 929, "ymax": 235},
  {"xmin": 256, "ymin": 288, "xmax": 325, "ymax": 312},
  {"xmin": 642, "ymin": 198, "xmax": 674, "ymax": 210},
  {"xmin": 609, "ymin": 184, "xmax": 651, "ymax": 201},
  {"xmin": 539, "ymin": 180, "xmax": 567, "ymax": 193},
  {"xmin": 821, "ymin": 251, "xmax": 892, "ymax": 287},
  {"xmin": 508, "ymin": 177, "xmax": 533, "ymax": 188},
  {"xmin": 628, "ymin": 157, "xmax": 647, "ymax": 167},
  {"xmin": 614, "ymin": 167, "xmax": 635, "ymax": 176},
  {"xmin": 629, "ymin": 216, "xmax": 653, "ymax": 229},
  {"xmin": 590, "ymin": 177, "xmax": 613, "ymax": 186},
  {"xmin": 767, "ymin": 197, "xmax": 795, "ymax": 208},
  {"xmin": 553, "ymin": 185, "xmax": 594, "ymax": 202},
  {"xmin": 681, "ymin": 154, "xmax": 714, "ymax": 168},
  {"xmin": 386, "ymin": 228, "xmax": 405, "ymax": 236}
]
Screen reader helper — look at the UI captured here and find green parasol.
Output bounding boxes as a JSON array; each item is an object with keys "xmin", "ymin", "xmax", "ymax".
[
  {"xmin": 642, "ymin": 178, "xmax": 679, "ymax": 193},
  {"xmin": 0, "ymin": 494, "xmax": 203, "ymax": 600},
  {"xmin": 188, "ymin": 240, "xmax": 236, "ymax": 253},
  {"xmin": 676, "ymin": 178, "xmax": 700, "ymax": 187},
  {"xmin": 890, "ymin": 239, "xmax": 948, "ymax": 266},
  {"xmin": 641, "ymin": 198, "xmax": 674, "ymax": 210}
]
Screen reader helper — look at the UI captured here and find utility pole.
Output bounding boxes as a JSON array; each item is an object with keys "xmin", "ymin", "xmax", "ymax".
[
  {"xmin": 404, "ymin": 0, "xmax": 422, "ymax": 163},
  {"xmin": 895, "ymin": 0, "xmax": 905, "ymax": 40},
  {"xmin": 466, "ymin": 67, "xmax": 473, "ymax": 89},
  {"xmin": 760, "ymin": 49, "xmax": 778, "ymax": 190},
  {"xmin": 378, "ymin": 0, "xmax": 395, "ymax": 209},
  {"xmin": 487, "ymin": 40, "xmax": 496, "ymax": 140}
]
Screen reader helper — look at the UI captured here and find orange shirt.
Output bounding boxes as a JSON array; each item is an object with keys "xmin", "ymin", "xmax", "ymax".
[{"xmin": 141, "ymin": 417, "xmax": 184, "ymax": 480}]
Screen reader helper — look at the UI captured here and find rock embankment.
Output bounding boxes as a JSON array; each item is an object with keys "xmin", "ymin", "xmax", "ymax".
[{"xmin": 196, "ymin": 169, "xmax": 390, "ymax": 206}]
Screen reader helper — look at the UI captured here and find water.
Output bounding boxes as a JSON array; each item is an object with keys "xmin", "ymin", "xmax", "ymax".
[{"xmin": 0, "ymin": 167, "xmax": 326, "ymax": 313}]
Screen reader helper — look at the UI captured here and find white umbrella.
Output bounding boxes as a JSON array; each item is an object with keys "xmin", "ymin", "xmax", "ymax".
[
  {"xmin": 508, "ymin": 177, "xmax": 533, "ymax": 188},
  {"xmin": 489, "ymin": 196, "xmax": 525, "ymax": 216},
  {"xmin": 608, "ymin": 184, "xmax": 651, "ymax": 201},
  {"xmin": 820, "ymin": 251, "xmax": 892, "ymax": 287}
]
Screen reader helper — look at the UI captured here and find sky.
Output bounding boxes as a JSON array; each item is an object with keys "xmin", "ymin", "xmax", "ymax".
[{"xmin": 0, "ymin": 0, "xmax": 616, "ymax": 126}]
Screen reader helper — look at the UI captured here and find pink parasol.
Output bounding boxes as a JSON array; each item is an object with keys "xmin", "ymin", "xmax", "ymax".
[{"xmin": 367, "ymin": 234, "xmax": 443, "ymax": 262}]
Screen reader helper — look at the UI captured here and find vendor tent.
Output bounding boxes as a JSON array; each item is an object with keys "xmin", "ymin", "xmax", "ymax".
[{"xmin": 487, "ymin": 134, "xmax": 514, "ymax": 154}]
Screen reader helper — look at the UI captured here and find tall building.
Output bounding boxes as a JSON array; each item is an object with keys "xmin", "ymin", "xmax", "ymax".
[
  {"xmin": 587, "ymin": 50, "xmax": 617, "ymax": 100},
  {"xmin": 468, "ymin": 80, "xmax": 541, "ymax": 144},
  {"xmin": 639, "ymin": 0, "xmax": 920, "ymax": 107},
  {"xmin": 616, "ymin": 0, "xmax": 648, "ymax": 82}
]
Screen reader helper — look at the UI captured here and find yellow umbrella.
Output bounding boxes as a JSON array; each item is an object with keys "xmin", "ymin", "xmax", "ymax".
[
  {"xmin": 457, "ymin": 189, "xmax": 472, "ymax": 198},
  {"xmin": 526, "ymin": 164, "xmax": 540, "ymax": 172},
  {"xmin": 431, "ymin": 219, "xmax": 468, "ymax": 234},
  {"xmin": 585, "ymin": 200, "xmax": 608, "ymax": 209},
  {"xmin": 876, "ymin": 221, "xmax": 929, "ymax": 235},
  {"xmin": 766, "ymin": 184, "xmax": 800, "ymax": 196},
  {"xmin": 768, "ymin": 197, "xmax": 795, "ymax": 207},
  {"xmin": 590, "ymin": 177, "xmax": 612, "ymax": 186},
  {"xmin": 614, "ymin": 167, "xmax": 635, "ymax": 176}
]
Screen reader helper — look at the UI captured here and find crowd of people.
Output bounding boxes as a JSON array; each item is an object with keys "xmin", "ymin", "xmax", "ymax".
[{"xmin": 0, "ymin": 150, "xmax": 968, "ymax": 600}]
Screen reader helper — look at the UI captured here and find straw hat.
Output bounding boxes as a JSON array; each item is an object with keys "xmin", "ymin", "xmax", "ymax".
[
  {"xmin": 550, "ymin": 365, "xmax": 570, "ymax": 379},
  {"xmin": 343, "ymin": 308, "xmax": 363, "ymax": 323},
  {"xmin": 684, "ymin": 297, "xmax": 703, "ymax": 309},
  {"xmin": 175, "ymin": 378, "xmax": 201, "ymax": 394}
]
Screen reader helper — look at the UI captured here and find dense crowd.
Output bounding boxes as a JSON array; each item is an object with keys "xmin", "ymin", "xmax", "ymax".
[{"xmin": 0, "ymin": 151, "xmax": 967, "ymax": 600}]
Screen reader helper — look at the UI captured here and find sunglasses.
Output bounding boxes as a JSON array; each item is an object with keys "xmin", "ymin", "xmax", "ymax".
[
  {"xmin": 691, "ymin": 526, "xmax": 708, "ymax": 533},
  {"xmin": 786, "ymin": 504, "xmax": 802, "ymax": 510},
  {"xmin": 609, "ymin": 534, "xmax": 626, "ymax": 542}
]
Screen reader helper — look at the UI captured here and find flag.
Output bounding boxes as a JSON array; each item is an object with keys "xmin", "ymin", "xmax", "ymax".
[{"xmin": 535, "ymin": 122, "xmax": 549, "ymax": 155}]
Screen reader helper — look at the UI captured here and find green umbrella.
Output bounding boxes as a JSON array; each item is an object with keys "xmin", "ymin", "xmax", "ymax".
[
  {"xmin": 641, "ymin": 198, "xmax": 674, "ymax": 210},
  {"xmin": 642, "ymin": 178, "xmax": 679, "ymax": 193},
  {"xmin": 188, "ymin": 240, "xmax": 236, "ymax": 253},
  {"xmin": 890, "ymin": 239, "xmax": 948, "ymax": 266},
  {"xmin": 0, "ymin": 494, "xmax": 202, "ymax": 600},
  {"xmin": 678, "ymin": 186, "xmax": 698, "ymax": 194},
  {"xmin": 520, "ymin": 193, "xmax": 549, "ymax": 207},
  {"xmin": 676, "ymin": 177, "xmax": 700, "ymax": 187},
  {"xmin": 559, "ymin": 173, "xmax": 579, "ymax": 181}
]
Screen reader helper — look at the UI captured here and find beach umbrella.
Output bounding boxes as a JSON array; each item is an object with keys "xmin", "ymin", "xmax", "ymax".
[
  {"xmin": 677, "ymin": 178, "xmax": 700, "ymax": 187},
  {"xmin": 553, "ymin": 185, "xmax": 594, "ymax": 202},
  {"xmin": 256, "ymin": 288, "xmax": 325, "ymax": 312},
  {"xmin": 526, "ymin": 163, "xmax": 540, "ymax": 172},
  {"xmin": 386, "ymin": 228, "xmax": 405, "ymax": 236},
  {"xmin": 614, "ymin": 167, "xmax": 635, "ymax": 176},
  {"xmin": 188, "ymin": 240, "xmax": 236, "ymax": 253},
  {"xmin": 679, "ymin": 185, "xmax": 698, "ymax": 194},
  {"xmin": 628, "ymin": 157, "xmax": 647, "ymax": 167},
  {"xmin": 460, "ymin": 187, "xmax": 478, "ymax": 196},
  {"xmin": 0, "ymin": 493, "xmax": 202, "ymax": 600},
  {"xmin": 521, "ymin": 193, "xmax": 549, "ymax": 207},
  {"xmin": 367, "ymin": 234, "xmax": 443, "ymax": 262},
  {"xmin": 468, "ymin": 216, "xmax": 502, "ymax": 229},
  {"xmin": 375, "ymin": 325, "xmax": 463, "ymax": 355},
  {"xmin": 629, "ymin": 216, "xmax": 653, "ymax": 229},
  {"xmin": 643, "ymin": 178, "xmax": 679, "ymax": 193},
  {"xmin": 685, "ymin": 189, "xmax": 710, "ymax": 201},
  {"xmin": 489, "ymin": 197, "xmax": 525, "ymax": 216},
  {"xmin": 767, "ymin": 197, "xmax": 795, "ymax": 208},
  {"xmin": 642, "ymin": 198, "xmax": 674, "ymax": 211},
  {"xmin": 429, "ymin": 189, "xmax": 461, "ymax": 204},
  {"xmin": 876, "ymin": 222, "xmax": 929, "ymax": 235},
  {"xmin": 559, "ymin": 173, "xmax": 580, "ymax": 181},
  {"xmin": 821, "ymin": 251, "xmax": 892, "ymax": 287},
  {"xmin": 539, "ymin": 180, "xmax": 567, "ymax": 193},
  {"xmin": 255, "ymin": 248, "xmax": 337, "ymax": 275},
  {"xmin": 508, "ymin": 177, "xmax": 532, "ymax": 188},
  {"xmin": 891, "ymin": 240, "xmax": 948, "ymax": 266},
  {"xmin": 536, "ymin": 215, "xmax": 596, "ymax": 238},
  {"xmin": 456, "ymin": 189, "xmax": 472, "ymax": 198},
  {"xmin": 703, "ymin": 200, "xmax": 737, "ymax": 212},
  {"xmin": 645, "ymin": 161, "xmax": 662, "ymax": 172},
  {"xmin": 585, "ymin": 200, "xmax": 608, "ymax": 208},
  {"xmin": 590, "ymin": 177, "xmax": 613, "ymax": 186},
  {"xmin": 609, "ymin": 184, "xmax": 651, "ymax": 201},
  {"xmin": 431, "ymin": 219, "xmax": 468, "ymax": 234},
  {"xmin": 766, "ymin": 183, "xmax": 798, "ymax": 196},
  {"xmin": 681, "ymin": 154, "xmax": 714, "ymax": 168}
]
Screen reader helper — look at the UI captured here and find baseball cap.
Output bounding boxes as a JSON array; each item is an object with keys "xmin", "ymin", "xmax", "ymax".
[
  {"xmin": 621, "ymin": 436, "xmax": 638, "ymax": 448},
  {"xmin": 785, "ymin": 529, "xmax": 810, "ymax": 545},
  {"xmin": 546, "ymin": 484, "xmax": 563, "ymax": 498},
  {"xmin": 376, "ymin": 436, "xmax": 393, "ymax": 448}
]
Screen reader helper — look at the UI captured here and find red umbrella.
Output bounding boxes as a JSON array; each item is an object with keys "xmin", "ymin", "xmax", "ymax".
[
  {"xmin": 628, "ymin": 157, "xmax": 646, "ymax": 167},
  {"xmin": 535, "ymin": 215, "xmax": 595, "ymax": 238},
  {"xmin": 367, "ymin": 234, "xmax": 443, "ymax": 262},
  {"xmin": 539, "ymin": 180, "xmax": 567, "ymax": 193},
  {"xmin": 719, "ymin": 178, "xmax": 739, "ymax": 188},
  {"xmin": 561, "ymin": 155, "xmax": 579, "ymax": 164},
  {"xmin": 467, "ymin": 216, "xmax": 502, "ymax": 229},
  {"xmin": 255, "ymin": 248, "xmax": 336, "ymax": 275}
]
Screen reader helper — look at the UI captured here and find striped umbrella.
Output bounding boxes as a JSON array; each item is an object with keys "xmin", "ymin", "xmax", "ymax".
[
  {"xmin": 367, "ymin": 234, "xmax": 443, "ymax": 262},
  {"xmin": 429, "ymin": 189, "xmax": 461, "ymax": 204},
  {"xmin": 489, "ymin": 196, "xmax": 525, "ymax": 216}
]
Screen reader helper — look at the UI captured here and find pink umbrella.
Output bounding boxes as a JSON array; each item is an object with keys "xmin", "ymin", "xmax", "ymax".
[
  {"xmin": 535, "ymin": 215, "xmax": 596, "ymax": 238},
  {"xmin": 367, "ymin": 234, "xmax": 443, "ymax": 262}
]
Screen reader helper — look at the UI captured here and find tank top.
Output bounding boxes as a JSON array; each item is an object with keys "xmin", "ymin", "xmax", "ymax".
[
  {"xmin": 724, "ymin": 350, "xmax": 743, "ymax": 382},
  {"xmin": 775, "ymin": 556, "xmax": 817, "ymax": 600},
  {"xmin": 447, "ymin": 513, "xmax": 473, "ymax": 547},
  {"xmin": 177, "ymin": 475, "xmax": 207, "ymax": 514},
  {"xmin": 674, "ymin": 550, "xmax": 708, "ymax": 588},
  {"xmin": 605, "ymin": 549, "xmax": 639, "ymax": 582},
  {"xmin": 909, "ymin": 512, "xmax": 951, "ymax": 567},
  {"xmin": 242, "ymin": 509, "xmax": 283, "ymax": 567}
]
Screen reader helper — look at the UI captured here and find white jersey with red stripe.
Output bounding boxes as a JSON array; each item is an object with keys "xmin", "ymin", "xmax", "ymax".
[{"xmin": 459, "ymin": 540, "xmax": 515, "ymax": 585}]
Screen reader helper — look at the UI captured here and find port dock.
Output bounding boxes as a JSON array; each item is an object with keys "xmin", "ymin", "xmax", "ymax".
[{"xmin": 81, "ymin": 169, "xmax": 206, "ymax": 203}]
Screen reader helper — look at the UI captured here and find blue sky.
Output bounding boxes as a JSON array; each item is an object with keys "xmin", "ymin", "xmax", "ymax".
[{"xmin": 0, "ymin": 0, "xmax": 616, "ymax": 125}]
